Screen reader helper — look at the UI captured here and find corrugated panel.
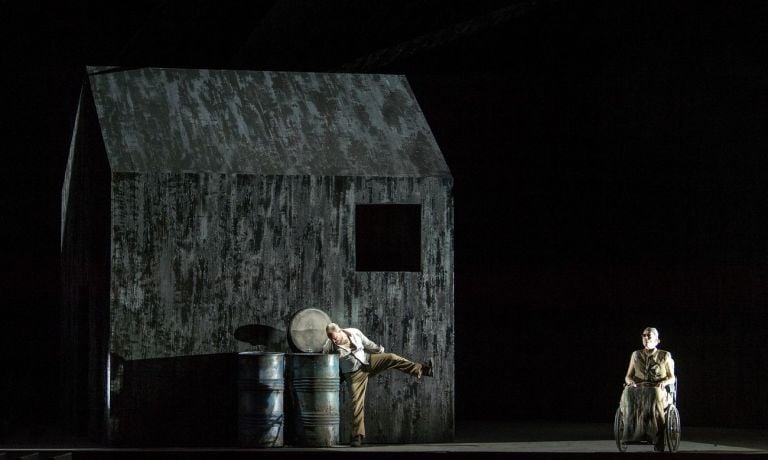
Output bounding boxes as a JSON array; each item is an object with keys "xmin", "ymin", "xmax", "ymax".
[{"xmin": 89, "ymin": 68, "xmax": 451, "ymax": 177}]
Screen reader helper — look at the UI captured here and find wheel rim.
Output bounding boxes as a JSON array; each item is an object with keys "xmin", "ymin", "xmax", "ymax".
[
  {"xmin": 665, "ymin": 406, "xmax": 681, "ymax": 452},
  {"xmin": 614, "ymin": 408, "xmax": 628, "ymax": 452}
]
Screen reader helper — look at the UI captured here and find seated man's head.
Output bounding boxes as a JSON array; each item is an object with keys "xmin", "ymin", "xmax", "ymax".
[
  {"xmin": 642, "ymin": 327, "xmax": 660, "ymax": 350},
  {"xmin": 326, "ymin": 322, "xmax": 346, "ymax": 345}
]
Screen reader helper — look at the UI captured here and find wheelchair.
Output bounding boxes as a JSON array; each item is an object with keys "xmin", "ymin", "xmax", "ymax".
[{"xmin": 613, "ymin": 380, "xmax": 680, "ymax": 452}]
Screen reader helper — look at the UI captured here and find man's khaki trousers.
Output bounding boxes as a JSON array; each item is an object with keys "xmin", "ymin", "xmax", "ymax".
[{"xmin": 345, "ymin": 352, "xmax": 422, "ymax": 438}]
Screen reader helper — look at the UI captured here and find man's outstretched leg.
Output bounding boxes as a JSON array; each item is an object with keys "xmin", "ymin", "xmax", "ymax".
[{"xmin": 367, "ymin": 353, "xmax": 433, "ymax": 378}]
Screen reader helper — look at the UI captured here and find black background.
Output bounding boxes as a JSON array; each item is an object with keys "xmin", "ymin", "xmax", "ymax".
[{"xmin": 2, "ymin": 0, "xmax": 768, "ymax": 443}]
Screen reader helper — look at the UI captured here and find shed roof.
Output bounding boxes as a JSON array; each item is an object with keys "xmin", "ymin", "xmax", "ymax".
[{"xmin": 88, "ymin": 67, "xmax": 450, "ymax": 177}]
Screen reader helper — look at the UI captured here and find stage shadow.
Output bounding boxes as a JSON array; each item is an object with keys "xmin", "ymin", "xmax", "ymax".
[
  {"xmin": 110, "ymin": 352, "xmax": 238, "ymax": 447},
  {"xmin": 110, "ymin": 324, "xmax": 290, "ymax": 447},
  {"xmin": 234, "ymin": 324, "xmax": 288, "ymax": 352}
]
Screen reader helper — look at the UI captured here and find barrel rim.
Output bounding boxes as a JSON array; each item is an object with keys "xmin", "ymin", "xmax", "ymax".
[{"xmin": 239, "ymin": 351, "xmax": 286, "ymax": 356}]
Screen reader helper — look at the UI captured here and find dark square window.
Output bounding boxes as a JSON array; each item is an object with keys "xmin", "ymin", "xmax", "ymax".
[{"xmin": 355, "ymin": 204, "xmax": 421, "ymax": 272}]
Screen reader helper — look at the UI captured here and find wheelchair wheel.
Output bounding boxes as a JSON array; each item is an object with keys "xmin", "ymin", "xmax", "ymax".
[
  {"xmin": 665, "ymin": 405, "xmax": 681, "ymax": 452},
  {"xmin": 614, "ymin": 407, "xmax": 628, "ymax": 452}
]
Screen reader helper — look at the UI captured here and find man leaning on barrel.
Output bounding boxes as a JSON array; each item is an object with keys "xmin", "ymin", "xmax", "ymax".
[{"xmin": 322, "ymin": 322, "xmax": 434, "ymax": 447}]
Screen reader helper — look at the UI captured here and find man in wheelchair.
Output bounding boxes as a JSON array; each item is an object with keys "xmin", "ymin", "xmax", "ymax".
[{"xmin": 619, "ymin": 327, "xmax": 677, "ymax": 451}]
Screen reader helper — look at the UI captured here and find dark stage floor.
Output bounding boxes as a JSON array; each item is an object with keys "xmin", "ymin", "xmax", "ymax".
[{"xmin": 2, "ymin": 421, "xmax": 767, "ymax": 459}]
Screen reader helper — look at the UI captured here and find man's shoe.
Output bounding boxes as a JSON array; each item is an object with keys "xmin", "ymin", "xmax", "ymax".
[
  {"xmin": 421, "ymin": 358, "xmax": 434, "ymax": 378},
  {"xmin": 350, "ymin": 435, "xmax": 363, "ymax": 447}
]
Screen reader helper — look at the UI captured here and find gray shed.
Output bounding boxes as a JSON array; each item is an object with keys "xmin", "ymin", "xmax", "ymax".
[{"xmin": 61, "ymin": 67, "xmax": 454, "ymax": 446}]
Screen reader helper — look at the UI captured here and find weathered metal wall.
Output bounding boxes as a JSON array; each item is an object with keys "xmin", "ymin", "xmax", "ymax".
[
  {"xmin": 89, "ymin": 68, "xmax": 450, "ymax": 178},
  {"xmin": 64, "ymin": 67, "xmax": 455, "ymax": 445},
  {"xmin": 108, "ymin": 173, "xmax": 453, "ymax": 443}
]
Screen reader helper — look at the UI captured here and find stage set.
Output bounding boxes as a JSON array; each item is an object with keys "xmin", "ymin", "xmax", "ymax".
[
  {"xmin": 4, "ymin": 64, "xmax": 765, "ymax": 460},
  {"xmin": 4, "ymin": 3, "xmax": 768, "ymax": 460}
]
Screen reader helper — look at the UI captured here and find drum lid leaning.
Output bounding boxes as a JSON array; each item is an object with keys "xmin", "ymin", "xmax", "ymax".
[{"xmin": 288, "ymin": 308, "xmax": 332, "ymax": 353}]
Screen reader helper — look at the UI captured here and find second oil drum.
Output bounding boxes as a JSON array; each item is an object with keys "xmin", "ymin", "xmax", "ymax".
[{"xmin": 286, "ymin": 353, "xmax": 340, "ymax": 446}]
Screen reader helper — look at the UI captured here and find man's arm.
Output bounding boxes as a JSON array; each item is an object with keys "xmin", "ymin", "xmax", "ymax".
[
  {"xmin": 658, "ymin": 354, "xmax": 676, "ymax": 388},
  {"xmin": 322, "ymin": 338, "xmax": 335, "ymax": 354},
  {"xmin": 358, "ymin": 330, "xmax": 384, "ymax": 354},
  {"xmin": 624, "ymin": 353, "xmax": 637, "ymax": 386}
]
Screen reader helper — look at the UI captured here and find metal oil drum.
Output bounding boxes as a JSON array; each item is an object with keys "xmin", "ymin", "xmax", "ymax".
[
  {"xmin": 287, "ymin": 353, "xmax": 340, "ymax": 447},
  {"xmin": 237, "ymin": 352, "xmax": 285, "ymax": 447}
]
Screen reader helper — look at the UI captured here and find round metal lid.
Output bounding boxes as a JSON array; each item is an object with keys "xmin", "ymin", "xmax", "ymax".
[{"xmin": 288, "ymin": 308, "xmax": 332, "ymax": 353}]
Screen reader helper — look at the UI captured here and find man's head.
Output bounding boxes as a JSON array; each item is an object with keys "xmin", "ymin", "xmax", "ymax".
[
  {"xmin": 326, "ymin": 322, "xmax": 346, "ymax": 345},
  {"xmin": 642, "ymin": 327, "xmax": 660, "ymax": 350}
]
